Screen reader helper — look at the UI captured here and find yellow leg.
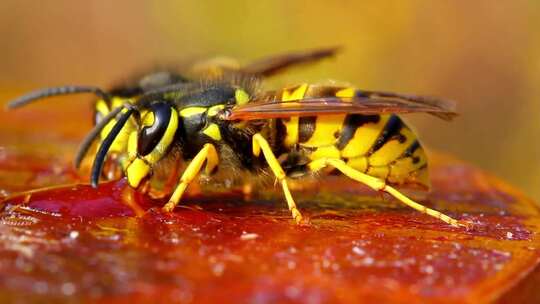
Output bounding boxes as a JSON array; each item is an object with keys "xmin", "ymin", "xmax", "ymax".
[
  {"xmin": 308, "ymin": 158, "xmax": 469, "ymax": 228},
  {"xmin": 253, "ymin": 133, "xmax": 304, "ymax": 224},
  {"xmin": 162, "ymin": 144, "xmax": 219, "ymax": 212}
]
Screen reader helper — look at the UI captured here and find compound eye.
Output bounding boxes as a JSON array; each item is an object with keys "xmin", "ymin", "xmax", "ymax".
[{"xmin": 138, "ymin": 103, "xmax": 172, "ymax": 156}]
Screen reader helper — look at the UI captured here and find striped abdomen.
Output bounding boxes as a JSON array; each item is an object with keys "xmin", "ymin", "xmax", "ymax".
[{"xmin": 273, "ymin": 84, "xmax": 429, "ymax": 189}]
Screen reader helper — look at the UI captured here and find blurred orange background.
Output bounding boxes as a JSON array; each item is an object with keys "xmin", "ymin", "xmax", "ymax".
[{"xmin": 0, "ymin": 1, "xmax": 538, "ymax": 200}]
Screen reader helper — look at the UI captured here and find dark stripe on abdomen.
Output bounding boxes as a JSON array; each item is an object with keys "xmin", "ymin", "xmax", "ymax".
[
  {"xmin": 400, "ymin": 140, "xmax": 421, "ymax": 164},
  {"xmin": 336, "ymin": 114, "xmax": 381, "ymax": 150},
  {"xmin": 368, "ymin": 115, "xmax": 405, "ymax": 155},
  {"xmin": 401, "ymin": 140, "xmax": 420, "ymax": 158}
]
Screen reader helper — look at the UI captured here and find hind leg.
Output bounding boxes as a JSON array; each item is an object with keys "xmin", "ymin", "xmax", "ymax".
[{"xmin": 308, "ymin": 158, "xmax": 468, "ymax": 228}]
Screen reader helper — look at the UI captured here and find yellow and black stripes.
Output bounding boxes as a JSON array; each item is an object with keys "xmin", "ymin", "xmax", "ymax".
[
  {"xmin": 368, "ymin": 115, "xmax": 406, "ymax": 155},
  {"xmin": 335, "ymin": 114, "xmax": 381, "ymax": 150},
  {"xmin": 270, "ymin": 84, "xmax": 429, "ymax": 188}
]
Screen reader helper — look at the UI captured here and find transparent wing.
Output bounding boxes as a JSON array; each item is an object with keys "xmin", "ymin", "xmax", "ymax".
[
  {"xmin": 240, "ymin": 47, "xmax": 340, "ymax": 77},
  {"xmin": 225, "ymin": 86, "xmax": 457, "ymax": 121}
]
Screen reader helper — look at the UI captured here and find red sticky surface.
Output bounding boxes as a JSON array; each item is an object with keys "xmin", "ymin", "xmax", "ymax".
[{"xmin": 0, "ymin": 94, "xmax": 539, "ymax": 303}]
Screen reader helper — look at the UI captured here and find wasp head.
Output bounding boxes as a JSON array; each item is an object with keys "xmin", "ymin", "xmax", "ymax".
[{"xmin": 124, "ymin": 102, "xmax": 179, "ymax": 188}]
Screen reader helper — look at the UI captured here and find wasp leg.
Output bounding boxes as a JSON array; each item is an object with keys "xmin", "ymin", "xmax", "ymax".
[
  {"xmin": 308, "ymin": 158, "xmax": 468, "ymax": 228},
  {"xmin": 162, "ymin": 144, "xmax": 219, "ymax": 212},
  {"xmin": 252, "ymin": 133, "xmax": 304, "ymax": 224}
]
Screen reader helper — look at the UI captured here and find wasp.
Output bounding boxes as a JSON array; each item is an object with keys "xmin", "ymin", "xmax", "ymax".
[{"xmin": 6, "ymin": 47, "xmax": 468, "ymax": 227}]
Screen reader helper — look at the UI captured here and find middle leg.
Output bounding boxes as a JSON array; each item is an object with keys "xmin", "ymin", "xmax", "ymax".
[{"xmin": 252, "ymin": 133, "xmax": 304, "ymax": 224}]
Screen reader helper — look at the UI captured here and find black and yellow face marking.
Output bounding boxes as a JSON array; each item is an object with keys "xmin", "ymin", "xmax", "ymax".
[
  {"xmin": 7, "ymin": 47, "xmax": 467, "ymax": 228},
  {"xmin": 94, "ymin": 97, "xmax": 137, "ymax": 158},
  {"xmin": 125, "ymin": 103, "xmax": 179, "ymax": 188}
]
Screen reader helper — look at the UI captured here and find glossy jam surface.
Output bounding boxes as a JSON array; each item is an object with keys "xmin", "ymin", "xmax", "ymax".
[{"xmin": 0, "ymin": 95, "xmax": 539, "ymax": 303}]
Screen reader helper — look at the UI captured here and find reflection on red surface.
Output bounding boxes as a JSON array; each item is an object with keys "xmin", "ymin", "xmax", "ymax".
[{"xmin": 1, "ymin": 160, "xmax": 539, "ymax": 303}]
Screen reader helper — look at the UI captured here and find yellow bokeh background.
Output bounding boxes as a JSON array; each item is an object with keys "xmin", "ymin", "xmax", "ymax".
[{"xmin": 0, "ymin": 1, "xmax": 539, "ymax": 200}]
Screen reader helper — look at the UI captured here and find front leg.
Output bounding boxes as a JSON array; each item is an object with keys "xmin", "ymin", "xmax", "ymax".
[
  {"xmin": 252, "ymin": 133, "xmax": 304, "ymax": 224},
  {"xmin": 162, "ymin": 144, "xmax": 218, "ymax": 212}
]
